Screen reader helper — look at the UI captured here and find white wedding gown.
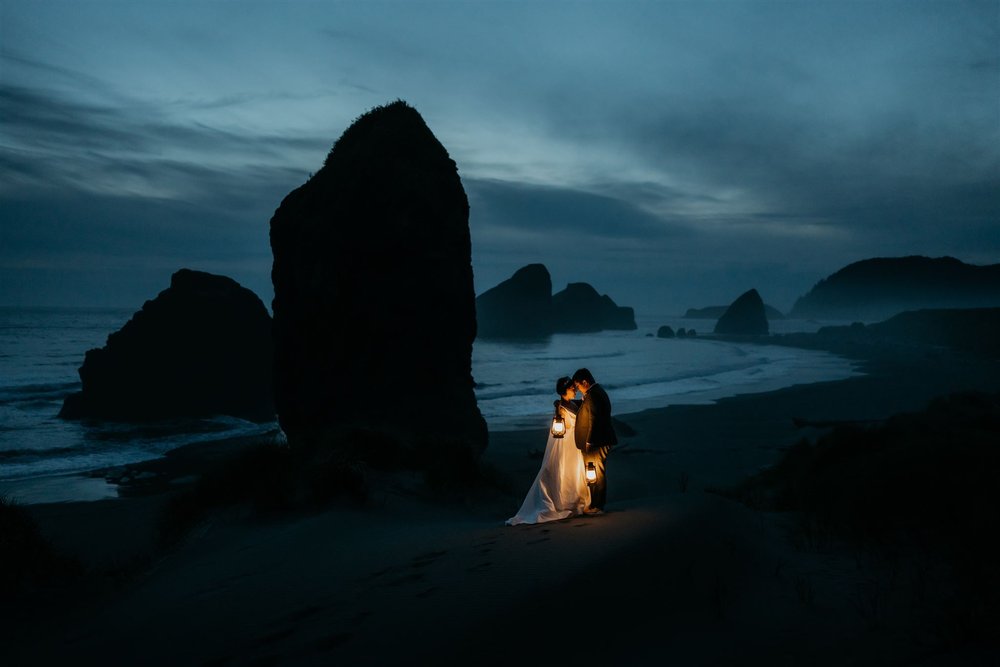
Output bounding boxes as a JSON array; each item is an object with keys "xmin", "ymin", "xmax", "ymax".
[{"xmin": 506, "ymin": 405, "xmax": 590, "ymax": 525}]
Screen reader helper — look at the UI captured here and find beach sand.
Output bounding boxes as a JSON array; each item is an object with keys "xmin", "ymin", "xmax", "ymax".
[{"xmin": 3, "ymin": 345, "xmax": 999, "ymax": 666}]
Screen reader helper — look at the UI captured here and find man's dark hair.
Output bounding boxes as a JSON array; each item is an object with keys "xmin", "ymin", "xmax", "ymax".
[
  {"xmin": 572, "ymin": 368, "xmax": 596, "ymax": 385},
  {"xmin": 556, "ymin": 376, "xmax": 574, "ymax": 395}
]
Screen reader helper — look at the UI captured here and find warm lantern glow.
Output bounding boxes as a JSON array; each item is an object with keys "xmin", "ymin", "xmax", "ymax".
[
  {"xmin": 585, "ymin": 461, "xmax": 597, "ymax": 484},
  {"xmin": 551, "ymin": 413, "xmax": 566, "ymax": 438}
]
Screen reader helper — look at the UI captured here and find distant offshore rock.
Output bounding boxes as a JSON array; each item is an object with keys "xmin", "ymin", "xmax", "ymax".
[
  {"xmin": 551, "ymin": 282, "xmax": 637, "ymax": 333},
  {"xmin": 269, "ymin": 100, "xmax": 486, "ymax": 457},
  {"xmin": 475, "ymin": 265, "xmax": 637, "ymax": 338},
  {"xmin": 714, "ymin": 288, "xmax": 769, "ymax": 336},
  {"xmin": 657, "ymin": 325, "xmax": 675, "ymax": 339},
  {"xmin": 790, "ymin": 256, "xmax": 1000, "ymax": 321},
  {"xmin": 60, "ymin": 269, "xmax": 274, "ymax": 422},
  {"xmin": 476, "ymin": 264, "xmax": 552, "ymax": 339}
]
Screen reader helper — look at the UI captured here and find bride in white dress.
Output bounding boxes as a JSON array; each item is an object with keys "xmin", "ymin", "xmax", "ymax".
[{"xmin": 506, "ymin": 376, "xmax": 591, "ymax": 525}]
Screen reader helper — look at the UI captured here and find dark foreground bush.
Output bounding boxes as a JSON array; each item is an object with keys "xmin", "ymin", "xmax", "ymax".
[
  {"xmin": 158, "ymin": 428, "xmax": 508, "ymax": 546},
  {"xmin": 158, "ymin": 433, "xmax": 369, "ymax": 547},
  {"xmin": 417, "ymin": 436, "xmax": 510, "ymax": 501},
  {"xmin": 0, "ymin": 496, "xmax": 81, "ymax": 595},
  {"xmin": 718, "ymin": 391, "xmax": 1000, "ymax": 646}
]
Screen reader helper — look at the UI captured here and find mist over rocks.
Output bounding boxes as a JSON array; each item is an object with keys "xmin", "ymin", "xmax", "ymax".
[
  {"xmin": 685, "ymin": 303, "xmax": 785, "ymax": 320},
  {"xmin": 475, "ymin": 263, "xmax": 552, "ymax": 339},
  {"xmin": 551, "ymin": 282, "xmax": 637, "ymax": 333},
  {"xmin": 59, "ymin": 269, "xmax": 274, "ymax": 422},
  {"xmin": 269, "ymin": 100, "xmax": 486, "ymax": 457},
  {"xmin": 714, "ymin": 288, "xmax": 769, "ymax": 336},
  {"xmin": 790, "ymin": 256, "xmax": 1000, "ymax": 321}
]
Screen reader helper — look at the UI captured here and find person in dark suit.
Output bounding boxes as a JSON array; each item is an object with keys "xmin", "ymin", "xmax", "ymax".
[{"xmin": 572, "ymin": 367, "xmax": 617, "ymax": 514}]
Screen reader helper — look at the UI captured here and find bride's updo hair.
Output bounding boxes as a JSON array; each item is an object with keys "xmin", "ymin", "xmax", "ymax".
[{"xmin": 556, "ymin": 376, "xmax": 574, "ymax": 395}]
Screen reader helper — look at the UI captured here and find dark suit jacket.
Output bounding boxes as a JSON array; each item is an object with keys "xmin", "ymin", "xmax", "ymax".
[{"xmin": 574, "ymin": 383, "xmax": 617, "ymax": 451}]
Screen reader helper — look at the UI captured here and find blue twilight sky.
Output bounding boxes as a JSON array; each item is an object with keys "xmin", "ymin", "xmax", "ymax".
[{"xmin": 1, "ymin": 0, "xmax": 998, "ymax": 318}]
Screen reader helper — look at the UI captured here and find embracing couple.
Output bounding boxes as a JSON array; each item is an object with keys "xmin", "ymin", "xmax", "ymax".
[{"xmin": 506, "ymin": 367, "xmax": 617, "ymax": 526}]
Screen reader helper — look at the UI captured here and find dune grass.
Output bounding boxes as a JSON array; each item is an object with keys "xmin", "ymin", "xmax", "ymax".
[{"xmin": 714, "ymin": 390, "xmax": 1000, "ymax": 647}]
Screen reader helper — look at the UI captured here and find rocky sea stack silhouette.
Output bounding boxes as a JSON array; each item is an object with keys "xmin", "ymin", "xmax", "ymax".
[
  {"xmin": 790, "ymin": 256, "xmax": 1000, "ymax": 321},
  {"xmin": 475, "ymin": 263, "xmax": 553, "ymax": 339},
  {"xmin": 551, "ymin": 282, "xmax": 637, "ymax": 333},
  {"xmin": 657, "ymin": 325, "xmax": 675, "ymax": 339},
  {"xmin": 60, "ymin": 269, "xmax": 274, "ymax": 422},
  {"xmin": 476, "ymin": 264, "xmax": 636, "ymax": 338},
  {"xmin": 714, "ymin": 288, "xmax": 769, "ymax": 336},
  {"xmin": 269, "ymin": 100, "xmax": 487, "ymax": 457}
]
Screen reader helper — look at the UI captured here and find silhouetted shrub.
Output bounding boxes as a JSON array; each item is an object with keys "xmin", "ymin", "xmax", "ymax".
[
  {"xmin": 157, "ymin": 435, "xmax": 372, "ymax": 546},
  {"xmin": 718, "ymin": 391, "xmax": 1000, "ymax": 645},
  {"xmin": 0, "ymin": 496, "xmax": 81, "ymax": 594}
]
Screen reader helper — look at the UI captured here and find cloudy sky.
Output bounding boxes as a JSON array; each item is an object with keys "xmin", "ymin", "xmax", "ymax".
[{"xmin": 2, "ymin": 0, "xmax": 997, "ymax": 317}]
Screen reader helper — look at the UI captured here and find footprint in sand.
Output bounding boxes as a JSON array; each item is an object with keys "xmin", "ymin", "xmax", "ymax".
[
  {"xmin": 351, "ymin": 610, "xmax": 372, "ymax": 624},
  {"xmin": 285, "ymin": 604, "xmax": 324, "ymax": 623},
  {"xmin": 475, "ymin": 540, "xmax": 497, "ymax": 552},
  {"xmin": 466, "ymin": 562, "xmax": 492, "ymax": 573},
  {"xmin": 363, "ymin": 566, "xmax": 393, "ymax": 581},
  {"xmin": 415, "ymin": 586, "xmax": 439, "ymax": 598},
  {"xmin": 258, "ymin": 627, "xmax": 296, "ymax": 646},
  {"xmin": 409, "ymin": 550, "xmax": 447, "ymax": 570},
  {"xmin": 527, "ymin": 537, "xmax": 550, "ymax": 545},
  {"xmin": 388, "ymin": 572, "xmax": 425, "ymax": 586},
  {"xmin": 315, "ymin": 632, "xmax": 353, "ymax": 652},
  {"xmin": 412, "ymin": 549, "xmax": 447, "ymax": 562}
]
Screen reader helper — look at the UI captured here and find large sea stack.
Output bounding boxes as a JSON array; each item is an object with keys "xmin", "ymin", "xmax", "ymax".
[
  {"xmin": 551, "ymin": 282, "xmax": 637, "ymax": 333},
  {"xmin": 714, "ymin": 288, "xmax": 769, "ymax": 336},
  {"xmin": 476, "ymin": 264, "xmax": 553, "ymax": 339},
  {"xmin": 269, "ymin": 101, "xmax": 486, "ymax": 457},
  {"xmin": 60, "ymin": 269, "xmax": 274, "ymax": 422}
]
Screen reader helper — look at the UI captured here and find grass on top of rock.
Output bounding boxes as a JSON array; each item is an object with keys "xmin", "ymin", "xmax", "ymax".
[{"xmin": 713, "ymin": 390, "xmax": 1000, "ymax": 648}]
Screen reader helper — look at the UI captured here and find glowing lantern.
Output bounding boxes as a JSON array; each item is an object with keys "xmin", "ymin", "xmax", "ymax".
[
  {"xmin": 585, "ymin": 461, "xmax": 597, "ymax": 485},
  {"xmin": 551, "ymin": 409, "xmax": 566, "ymax": 438}
]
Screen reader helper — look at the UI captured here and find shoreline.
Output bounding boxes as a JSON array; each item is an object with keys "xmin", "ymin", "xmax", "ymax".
[
  {"xmin": 1, "ymin": 336, "xmax": 860, "ymax": 505},
  {"xmin": 5, "ymin": 340, "xmax": 1000, "ymax": 666}
]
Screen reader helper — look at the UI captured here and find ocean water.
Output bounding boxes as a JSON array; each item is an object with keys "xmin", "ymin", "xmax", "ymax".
[{"xmin": 0, "ymin": 307, "xmax": 859, "ymax": 496}]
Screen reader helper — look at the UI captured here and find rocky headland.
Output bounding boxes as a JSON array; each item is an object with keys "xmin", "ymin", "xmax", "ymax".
[
  {"xmin": 790, "ymin": 256, "xmax": 1000, "ymax": 321},
  {"xmin": 774, "ymin": 307, "xmax": 1000, "ymax": 360}
]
